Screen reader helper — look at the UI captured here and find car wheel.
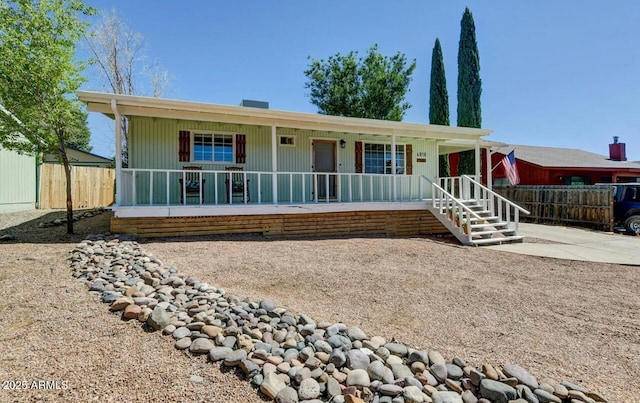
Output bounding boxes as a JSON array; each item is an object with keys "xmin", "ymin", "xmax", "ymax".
[{"xmin": 624, "ymin": 215, "xmax": 640, "ymax": 235}]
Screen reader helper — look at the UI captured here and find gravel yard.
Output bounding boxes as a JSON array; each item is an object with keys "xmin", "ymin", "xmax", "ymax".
[{"xmin": 0, "ymin": 209, "xmax": 638, "ymax": 401}]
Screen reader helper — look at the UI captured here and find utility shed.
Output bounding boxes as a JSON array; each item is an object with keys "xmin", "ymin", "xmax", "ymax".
[{"xmin": 0, "ymin": 145, "xmax": 36, "ymax": 213}]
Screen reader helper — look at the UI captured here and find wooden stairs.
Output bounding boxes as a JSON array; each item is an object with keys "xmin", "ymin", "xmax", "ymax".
[
  {"xmin": 427, "ymin": 199, "xmax": 525, "ymax": 246},
  {"xmin": 423, "ymin": 175, "xmax": 530, "ymax": 246}
]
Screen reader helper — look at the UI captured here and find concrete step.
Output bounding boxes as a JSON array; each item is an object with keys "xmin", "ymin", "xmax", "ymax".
[
  {"xmin": 471, "ymin": 228, "xmax": 516, "ymax": 237},
  {"xmin": 470, "ymin": 235, "xmax": 525, "ymax": 245}
]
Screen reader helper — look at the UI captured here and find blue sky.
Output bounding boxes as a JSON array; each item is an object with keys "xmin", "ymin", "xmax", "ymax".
[{"xmin": 81, "ymin": 1, "xmax": 640, "ymax": 162}]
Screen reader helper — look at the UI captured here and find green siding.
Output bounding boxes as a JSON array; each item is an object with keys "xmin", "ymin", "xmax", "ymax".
[
  {"xmin": 125, "ymin": 117, "xmax": 438, "ymax": 205},
  {"xmin": 0, "ymin": 146, "xmax": 36, "ymax": 213}
]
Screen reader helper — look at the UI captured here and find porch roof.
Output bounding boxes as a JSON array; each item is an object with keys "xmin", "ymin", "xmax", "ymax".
[{"xmin": 77, "ymin": 91, "xmax": 492, "ymax": 142}]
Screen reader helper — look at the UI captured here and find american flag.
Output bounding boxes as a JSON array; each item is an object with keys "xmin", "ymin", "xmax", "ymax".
[{"xmin": 501, "ymin": 150, "xmax": 520, "ymax": 186}]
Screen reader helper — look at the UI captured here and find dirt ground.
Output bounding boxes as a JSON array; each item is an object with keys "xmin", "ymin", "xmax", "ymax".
[{"xmin": 0, "ymin": 209, "xmax": 638, "ymax": 401}]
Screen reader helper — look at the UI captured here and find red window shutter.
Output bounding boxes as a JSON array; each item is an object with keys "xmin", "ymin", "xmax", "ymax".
[
  {"xmin": 178, "ymin": 131, "xmax": 190, "ymax": 162},
  {"xmin": 406, "ymin": 144, "xmax": 413, "ymax": 175},
  {"xmin": 235, "ymin": 134, "xmax": 246, "ymax": 163},
  {"xmin": 355, "ymin": 141, "xmax": 363, "ymax": 173}
]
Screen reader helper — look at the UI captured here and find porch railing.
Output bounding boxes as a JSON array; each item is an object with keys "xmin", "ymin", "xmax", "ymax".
[
  {"xmin": 119, "ymin": 168, "xmax": 432, "ymax": 206},
  {"xmin": 422, "ymin": 175, "xmax": 530, "ymax": 242}
]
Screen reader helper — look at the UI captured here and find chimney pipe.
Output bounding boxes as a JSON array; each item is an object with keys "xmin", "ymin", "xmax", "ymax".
[{"xmin": 609, "ymin": 136, "xmax": 627, "ymax": 161}]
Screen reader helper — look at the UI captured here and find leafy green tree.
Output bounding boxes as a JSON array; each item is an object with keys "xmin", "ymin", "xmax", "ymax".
[
  {"xmin": 457, "ymin": 7, "xmax": 482, "ymax": 175},
  {"xmin": 429, "ymin": 38, "xmax": 450, "ymax": 177},
  {"xmin": 305, "ymin": 44, "xmax": 416, "ymax": 121},
  {"xmin": 65, "ymin": 108, "xmax": 92, "ymax": 152},
  {"xmin": 0, "ymin": 0, "xmax": 95, "ymax": 234}
]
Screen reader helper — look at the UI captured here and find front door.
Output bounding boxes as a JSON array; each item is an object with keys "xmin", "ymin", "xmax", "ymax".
[{"xmin": 312, "ymin": 140, "xmax": 337, "ymax": 200}]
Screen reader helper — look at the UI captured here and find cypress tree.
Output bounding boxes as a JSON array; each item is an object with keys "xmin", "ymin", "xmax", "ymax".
[
  {"xmin": 457, "ymin": 7, "xmax": 482, "ymax": 175},
  {"xmin": 428, "ymin": 38, "xmax": 450, "ymax": 177}
]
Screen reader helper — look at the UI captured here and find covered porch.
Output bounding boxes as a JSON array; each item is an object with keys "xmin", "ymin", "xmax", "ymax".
[{"xmin": 78, "ymin": 91, "xmax": 526, "ymax": 244}]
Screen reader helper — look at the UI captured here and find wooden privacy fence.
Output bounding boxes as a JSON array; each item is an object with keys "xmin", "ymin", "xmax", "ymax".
[
  {"xmin": 494, "ymin": 185, "xmax": 615, "ymax": 231},
  {"xmin": 39, "ymin": 163, "xmax": 115, "ymax": 209}
]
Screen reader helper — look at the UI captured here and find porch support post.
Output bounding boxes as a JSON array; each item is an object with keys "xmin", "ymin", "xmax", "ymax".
[
  {"xmin": 474, "ymin": 139, "xmax": 481, "ymax": 180},
  {"xmin": 392, "ymin": 133, "xmax": 397, "ymax": 201},
  {"xmin": 271, "ymin": 125, "xmax": 278, "ymax": 205},
  {"xmin": 111, "ymin": 99, "xmax": 122, "ymax": 206},
  {"xmin": 486, "ymin": 147, "xmax": 493, "ymax": 190}
]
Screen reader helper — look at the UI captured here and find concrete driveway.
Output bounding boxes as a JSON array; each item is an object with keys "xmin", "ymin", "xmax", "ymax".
[{"xmin": 486, "ymin": 222, "xmax": 640, "ymax": 265}]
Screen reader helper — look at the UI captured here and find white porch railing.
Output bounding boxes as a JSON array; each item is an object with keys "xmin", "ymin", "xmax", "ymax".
[
  {"xmin": 119, "ymin": 168, "xmax": 432, "ymax": 206},
  {"xmin": 422, "ymin": 175, "xmax": 530, "ymax": 243}
]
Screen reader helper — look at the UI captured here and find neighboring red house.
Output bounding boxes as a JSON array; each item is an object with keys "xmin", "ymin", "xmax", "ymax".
[{"xmin": 449, "ymin": 137, "xmax": 640, "ymax": 185}]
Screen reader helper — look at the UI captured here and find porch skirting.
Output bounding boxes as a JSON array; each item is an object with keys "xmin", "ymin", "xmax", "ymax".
[{"xmin": 110, "ymin": 209, "xmax": 448, "ymax": 238}]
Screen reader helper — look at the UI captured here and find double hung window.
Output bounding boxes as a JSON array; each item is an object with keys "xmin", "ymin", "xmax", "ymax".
[
  {"xmin": 193, "ymin": 133, "xmax": 234, "ymax": 162},
  {"xmin": 364, "ymin": 143, "xmax": 405, "ymax": 174}
]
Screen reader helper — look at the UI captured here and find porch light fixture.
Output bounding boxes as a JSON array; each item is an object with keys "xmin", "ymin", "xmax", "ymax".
[{"xmin": 340, "ymin": 139, "xmax": 346, "ymax": 148}]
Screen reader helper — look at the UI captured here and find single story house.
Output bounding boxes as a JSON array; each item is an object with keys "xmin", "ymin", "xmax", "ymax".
[
  {"xmin": 489, "ymin": 139, "xmax": 640, "ymax": 186},
  {"xmin": 77, "ymin": 91, "xmax": 527, "ymax": 245},
  {"xmin": 0, "ymin": 144, "xmax": 37, "ymax": 213},
  {"xmin": 44, "ymin": 147, "xmax": 113, "ymax": 167}
]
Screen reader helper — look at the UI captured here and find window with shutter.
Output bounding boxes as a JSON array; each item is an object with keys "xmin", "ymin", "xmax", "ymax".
[{"xmin": 406, "ymin": 144, "xmax": 413, "ymax": 175}]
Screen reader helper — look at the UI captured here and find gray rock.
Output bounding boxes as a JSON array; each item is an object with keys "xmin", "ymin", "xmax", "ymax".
[
  {"xmin": 298, "ymin": 378, "xmax": 320, "ymax": 400},
  {"xmin": 408, "ymin": 350, "xmax": 430, "ymax": 365},
  {"xmin": 403, "ymin": 385, "xmax": 425, "ymax": 402},
  {"xmin": 516, "ymin": 385, "xmax": 539, "ymax": 403},
  {"xmin": 479, "ymin": 379, "xmax": 517, "ymax": 403},
  {"xmin": 259, "ymin": 298, "xmax": 276, "ymax": 311},
  {"xmin": 325, "ymin": 323, "xmax": 346, "ymax": 337},
  {"xmin": 147, "ymin": 306, "xmax": 170, "ymax": 330},
  {"xmin": 533, "ymin": 389, "xmax": 561, "ymax": 403},
  {"xmin": 172, "ymin": 326, "xmax": 191, "ymax": 339},
  {"xmin": 347, "ymin": 349, "xmax": 370, "ymax": 370},
  {"xmin": 430, "ymin": 363, "xmax": 448, "ymax": 382},
  {"xmin": 326, "ymin": 377, "xmax": 342, "ymax": 398},
  {"xmin": 461, "ymin": 390, "xmax": 478, "ymax": 403},
  {"xmin": 346, "ymin": 369, "xmax": 370, "ymax": 387},
  {"xmin": 223, "ymin": 349, "xmax": 247, "ymax": 366},
  {"xmin": 347, "ymin": 326, "xmax": 368, "ymax": 341},
  {"xmin": 385, "ymin": 342, "xmax": 408, "ymax": 357},
  {"xmin": 189, "ymin": 338, "xmax": 214, "ymax": 354},
  {"xmin": 431, "ymin": 391, "xmax": 464, "ymax": 403},
  {"xmin": 391, "ymin": 364, "xmax": 413, "ymax": 379},
  {"xmin": 329, "ymin": 349, "xmax": 346, "ymax": 367},
  {"xmin": 367, "ymin": 360, "xmax": 387, "ymax": 381},
  {"xmin": 445, "ymin": 363, "xmax": 464, "ymax": 380},
  {"xmin": 275, "ymin": 386, "xmax": 299, "ymax": 403},
  {"xmin": 503, "ymin": 364, "xmax": 539, "ymax": 390},
  {"xmin": 175, "ymin": 337, "xmax": 192, "ymax": 350},
  {"xmin": 379, "ymin": 384, "xmax": 403, "ymax": 396},
  {"xmin": 428, "ymin": 350, "xmax": 446, "ymax": 366},
  {"xmin": 209, "ymin": 347, "xmax": 233, "ymax": 361},
  {"xmin": 314, "ymin": 340, "xmax": 332, "ymax": 354},
  {"xmin": 327, "ymin": 334, "xmax": 352, "ymax": 351}
]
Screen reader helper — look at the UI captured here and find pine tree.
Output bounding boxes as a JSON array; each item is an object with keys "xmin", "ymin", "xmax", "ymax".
[
  {"xmin": 429, "ymin": 38, "xmax": 450, "ymax": 177},
  {"xmin": 457, "ymin": 7, "xmax": 482, "ymax": 175}
]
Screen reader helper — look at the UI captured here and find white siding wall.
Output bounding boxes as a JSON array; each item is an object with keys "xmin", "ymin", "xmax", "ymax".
[{"xmin": 126, "ymin": 117, "xmax": 438, "ymax": 204}]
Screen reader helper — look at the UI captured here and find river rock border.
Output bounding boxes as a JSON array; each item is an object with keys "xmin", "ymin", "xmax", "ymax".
[
  {"xmin": 69, "ymin": 236, "xmax": 608, "ymax": 403},
  {"xmin": 39, "ymin": 207, "xmax": 106, "ymax": 228}
]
